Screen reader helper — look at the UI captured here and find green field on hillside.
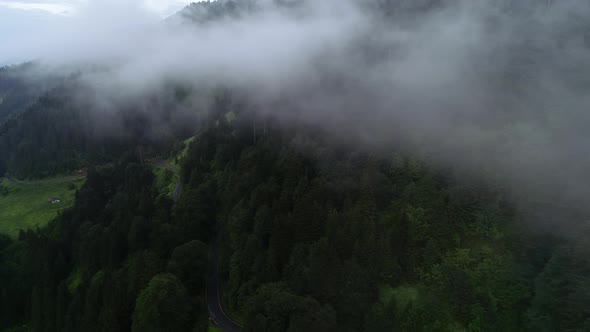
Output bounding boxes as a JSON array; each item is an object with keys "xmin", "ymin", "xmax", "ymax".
[
  {"xmin": 153, "ymin": 135, "xmax": 194, "ymax": 198},
  {"xmin": 170, "ymin": 135, "xmax": 196, "ymax": 169},
  {"xmin": 153, "ymin": 166, "xmax": 179, "ymax": 198},
  {"xmin": 0, "ymin": 176, "xmax": 85, "ymax": 237}
]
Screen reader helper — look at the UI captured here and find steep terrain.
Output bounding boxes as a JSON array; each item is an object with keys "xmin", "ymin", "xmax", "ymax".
[{"xmin": 0, "ymin": 1, "xmax": 589, "ymax": 331}]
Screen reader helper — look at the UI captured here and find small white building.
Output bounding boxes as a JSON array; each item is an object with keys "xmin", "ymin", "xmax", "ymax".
[{"xmin": 48, "ymin": 197, "xmax": 61, "ymax": 204}]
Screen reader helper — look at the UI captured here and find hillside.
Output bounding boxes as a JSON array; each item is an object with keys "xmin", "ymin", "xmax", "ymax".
[
  {"xmin": 0, "ymin": 78, "xmax": 200, "ymax": 179},
  {"xmin": 0, "ymin": 175, "xmax": 84, "ymax": 237},
  {"xmin": 0, "ymin": 64, "xmax": 50, "ymax": 123},
  {"xmin": 0, "ymin": 97, "xmax": 588, "ymax": 331},
  {"xmin": 0, "ymin": 0, "xmax": 589, "ymax": 331}
]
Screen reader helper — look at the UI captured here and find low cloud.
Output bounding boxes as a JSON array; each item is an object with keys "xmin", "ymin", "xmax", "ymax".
[
  {"xmin": 4, "ymin": 0, "xmax": 590, "ymax": 231},
  {"xmin": 0, "ymin": 1, "xmax": 73, "ymax": 15}
]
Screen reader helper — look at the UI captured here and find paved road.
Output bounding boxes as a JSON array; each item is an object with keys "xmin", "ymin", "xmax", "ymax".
[
  {"xmin": 151, "ymin": 159, "xmax": 180, "ymax": 174},
  {"xmin": 152, "ymin": 158, "xmax": 240, "ymax": 330},
  {"xmin": 172, "ymin": 182, "xmax": 183, "ymax": 202},
  {"xmin": 207, "ymin": 225, "xmax": 242, "ymax": 332}
]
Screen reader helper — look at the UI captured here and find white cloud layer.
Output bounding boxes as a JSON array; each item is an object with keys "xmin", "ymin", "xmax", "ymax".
[
  {"xmin": 0, "ymin": 1, "xmax": 73, "ymax": 15},
  {"xmin": 2, "ymin": 0, "xmax": 590, "ymax": 232},
  {"xmin": 0, "ymin": 0, "xmax": 192, "ymax": 65},
  {"xmin": 0, "ymin": 0, "xmax": 189, "ymax": 15}
]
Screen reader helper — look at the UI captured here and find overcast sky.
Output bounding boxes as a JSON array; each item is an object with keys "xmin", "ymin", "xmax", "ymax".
[
  {"xmin": 0, "ymin": 0, "xmax": 191, "ymax": 65},
  {"xmin": 0, "ymin": 0, "xmax": 190, "ymax": 16},
  {"xmin": 1, "ymin": 0, "xmax": 590, "ymax": 230}
]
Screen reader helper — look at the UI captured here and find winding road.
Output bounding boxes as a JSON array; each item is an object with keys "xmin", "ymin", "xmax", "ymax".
[
  {"xmin": 152, "ymin": 158, "xmax": 241, "ymax": 331},
  {"xmin": 207, "ymin": 225, "xmax": 242, "ymax": 332}
]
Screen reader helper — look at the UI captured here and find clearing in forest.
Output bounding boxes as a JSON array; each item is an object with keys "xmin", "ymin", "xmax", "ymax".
[{"xmin": 0, "ymin": 175, "xmax": 85, "ymax": 237}]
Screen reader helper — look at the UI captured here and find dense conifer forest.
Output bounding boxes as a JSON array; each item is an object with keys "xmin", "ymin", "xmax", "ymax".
[
  {"xmin": 0, "ymin": 87, "xmax": 589, "ymax": 331},
  {"xmin": 1, "ymin": 0, "xmax": 590, "ymax": 331}
]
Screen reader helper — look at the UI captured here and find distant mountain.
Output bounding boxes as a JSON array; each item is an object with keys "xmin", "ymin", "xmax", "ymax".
[
  {"xmin": 169, "ymin": 0, "xmax": 261, "ymax": 25},
  {"xmin": 0, "ymin": 63, "xmax": 48, "ymax": 123},
  {"xmin": 1, "ymin": 1, "xmax": 590, "ymax": 332}
]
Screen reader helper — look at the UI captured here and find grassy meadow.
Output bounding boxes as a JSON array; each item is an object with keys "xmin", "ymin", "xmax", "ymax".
[{"xmin": 0, "ymin": 176, "xmax": 85, "ymax": 237}]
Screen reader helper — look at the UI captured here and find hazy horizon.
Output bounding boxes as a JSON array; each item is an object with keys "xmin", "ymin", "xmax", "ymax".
[
  {"xmin": 0, "ymin": 0, "xmax": 192, "ymax": 65},
  {"xmin": 3, "ymin": 0, "xmax": 590, "ymax": 231}
]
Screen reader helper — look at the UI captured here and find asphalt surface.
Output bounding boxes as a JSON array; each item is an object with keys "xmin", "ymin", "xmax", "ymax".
[
  {"xmin": 152, "ymin": 159, "xmax": 180, "ymax": 175},
  {"xmin": 172, "ymin": 182, "xmax": 183, "ymax": 203},
  {"xmin": 207, "ymin": 225, "xmax": 242, "ymax": 332},
  {"xmin": 152, "ymin": 158, "xmax": 241, "ymax": 330}
]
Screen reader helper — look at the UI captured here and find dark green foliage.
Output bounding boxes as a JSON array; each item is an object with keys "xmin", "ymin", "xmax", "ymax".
[
  {"xmin": 0, "ymin": 184, "xmax": 10, "ymax": 196},
  {"xmin": 243, "ymin": 283, "xmax": 337, "ymax": 332},
  {"xmin": 0, "ymin": 159, "xmax": 207, "ymax": 331},
  {"xmin": 131, "ymin": 273, "xmax": 194, "ymax": 332},
  {"xmin": 525, "ymin": 237, "xmax": 590, "ymax": 332},
  {"xmin": 0, "ymin": 76, "xmax": 198, "ymax": 179},
  {"xmin": 176, "ymin": 0, "xmax": 260, "ymax": 24},
  {"xmin": 0, "ymin": 63, "xmax": 52, "ymax": 123},
  {"xmin": 167, "ymin": 240, "xmax": 208, "ymax": 294},
  {"xmin": 0, "ymin": 88, "xmax": 588, "ymax": 332},
  {"xmin": 170, "ymin": 106, "xmax": 590, "ymax": 331}
]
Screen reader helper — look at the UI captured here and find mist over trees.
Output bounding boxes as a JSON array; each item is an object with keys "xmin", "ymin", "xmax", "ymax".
[
  {"xmin": 0, "ymin": 0, "xmax": 590, "ymax": 331},
  {"xmin": 1, "ymin": 91, "xmax": 589, "ymax": 331}
]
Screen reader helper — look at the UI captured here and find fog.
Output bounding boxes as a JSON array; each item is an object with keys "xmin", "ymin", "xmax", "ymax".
[{"xmin": 3, "ymin": 0, "xmax": 590, "ymax": 231}]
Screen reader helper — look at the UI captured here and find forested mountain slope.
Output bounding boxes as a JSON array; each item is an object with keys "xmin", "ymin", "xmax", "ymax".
[
  {"xmin": 0, "ymin": 78, "xmax": 199, "ymax": 179},
  {"xmin": 0, "ymin": 0, "xmax": 590, "ymax": 331},
  {"xmin": 1, "ymin": 99, "xmax": 588, "ymax": 331},
  {"xmin": 0, "ymin": 64, "xmax": 53, "ymax": 123}
]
